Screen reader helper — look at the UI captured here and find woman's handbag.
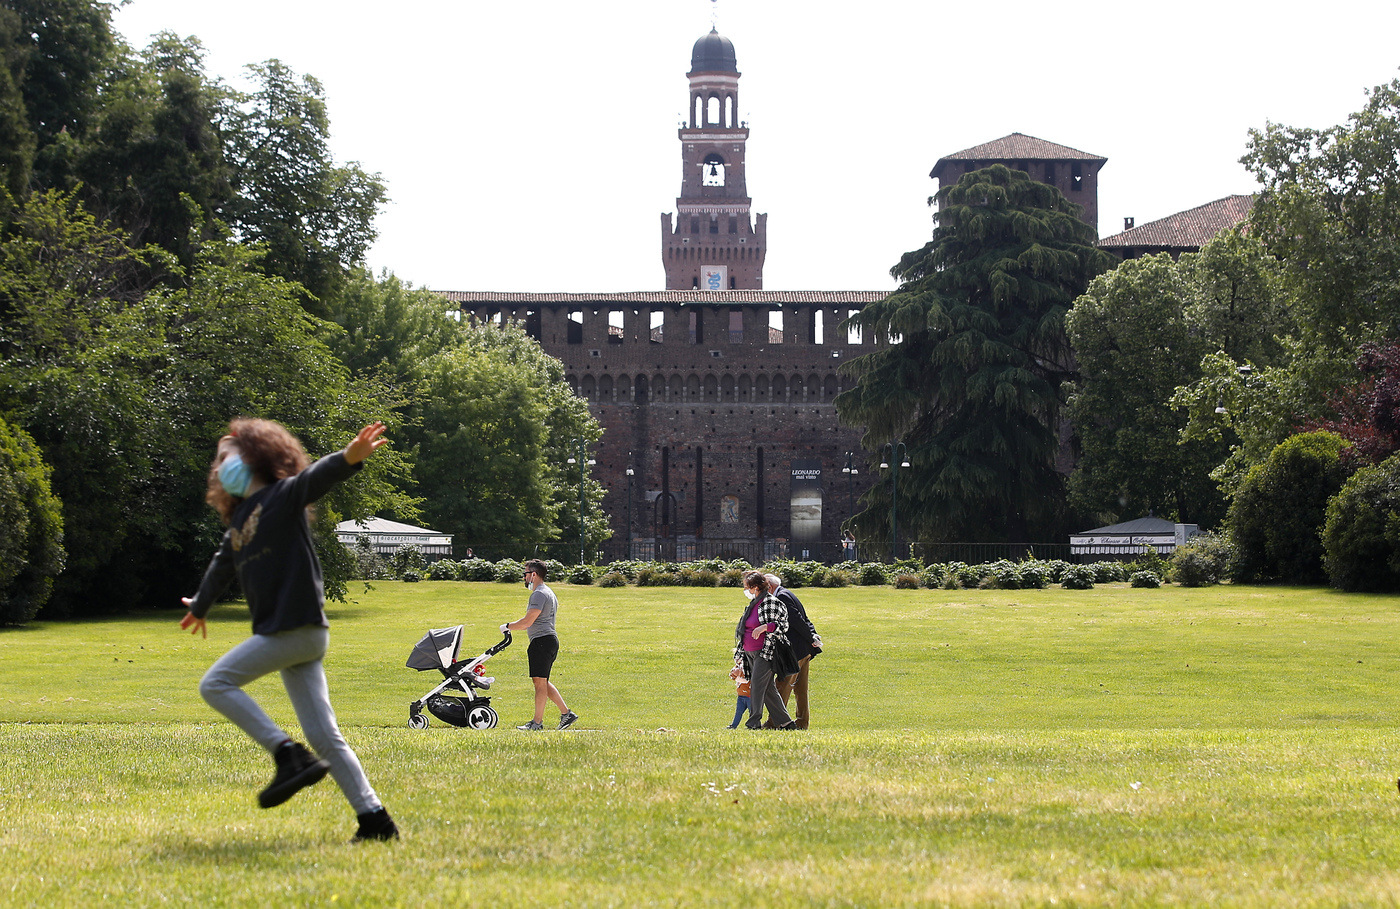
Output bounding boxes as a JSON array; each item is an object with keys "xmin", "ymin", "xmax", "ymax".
[{"xmin": 771, "ymin": 638, "xmax": 800, "ymax": 679}]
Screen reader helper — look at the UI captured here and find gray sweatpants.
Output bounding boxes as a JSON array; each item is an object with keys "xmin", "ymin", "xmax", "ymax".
[
  {"xmin": 199, "ymin": 625, "xmax": 380, "ymax": 814},
  {"xmin": 744, "ymin": 653, "xmax": 793, "ymax": 730}
]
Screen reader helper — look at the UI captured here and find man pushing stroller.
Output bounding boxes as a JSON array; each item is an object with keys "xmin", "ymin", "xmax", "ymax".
[{"xmin": 501, "ymin": 559, "xmax": 579, "ymax": 731}]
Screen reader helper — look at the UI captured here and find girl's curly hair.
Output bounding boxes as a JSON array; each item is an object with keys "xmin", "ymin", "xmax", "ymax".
[{"xmin": 205, "ymin": 418, "xmax": 310, "ymax": 524}]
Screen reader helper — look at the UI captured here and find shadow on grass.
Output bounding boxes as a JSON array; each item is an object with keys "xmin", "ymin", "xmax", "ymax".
[
  {"xmin": 2, "ymin": 603, "xmax": 377, "ymax": 634},
  {"xmin": 146, "ymin": 833, "xmax": 320, "ymax": 864}
]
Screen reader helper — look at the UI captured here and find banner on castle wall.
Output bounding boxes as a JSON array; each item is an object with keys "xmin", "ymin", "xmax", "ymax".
[
  {"xmin": 790, "ymin": 460, "xmax": 822, "ymax": 558},
  {"xmin": 701, "ymin": 266, "xmax": 728, "ymax": 291}
]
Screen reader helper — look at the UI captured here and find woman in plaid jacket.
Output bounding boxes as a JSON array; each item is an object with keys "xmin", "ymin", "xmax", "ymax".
[{"xmin": 733, "ymin": 570, "xmax": 797, "ymax": 730}]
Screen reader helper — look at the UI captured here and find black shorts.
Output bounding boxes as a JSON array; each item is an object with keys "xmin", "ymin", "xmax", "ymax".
[{"xmin": 527, "ymin": 634, "xmax": 559, "ymax": 679}]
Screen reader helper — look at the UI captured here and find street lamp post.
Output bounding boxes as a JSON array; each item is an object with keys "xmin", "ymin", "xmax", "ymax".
[
  {"xmin": 566, "ymin": 439, "xmax": 596, "ymax": 565},
  {"xmin": 841, "ymin": 451, "xmax": 859, "ymax": 521},
  {"xmin": 841, "ymin": 451, "xmax": 858, "ymax": 559},
  {"xmin": 625, "ymin": 455, "xmax": 635, "ymax": 561},
  {"xmin": 878, "ymin": 441, "xmax": 910, "ymax": 561}
]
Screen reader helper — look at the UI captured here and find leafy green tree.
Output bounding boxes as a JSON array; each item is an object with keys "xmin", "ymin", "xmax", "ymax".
[
  {"xmin": 76, "ymin": 33, "xmax": 230, "ymax": 264},
  {"xmin": 322, "ymin": 272, "xmax": 608, "ymax": 555},
  {"xmin": 0, "ymin": 190, "xmax": 411, "ymax": 615},
  {"xmin": 0, "ymin": 416, "xmax": 63, "ymax": 624},
  {"xmin": 221, "ymin": 60, "xmax": 386, "ymax": 314},
  {"xmin": 0, "ymin": 189, "xmax": 164, "ymax": 614},
  {"xmin": 1176, "ymin": 75, "xmax": 1400, "ymax": 495},
  {"xmin": 408, "ymin": 321, "xmax": 607, "ymax": 554},
  {"xmin": 1322, "ymin": 451, "xmax": 1400, "ymax": 592},
  {"xmin": 1228, "ymin": 431, "xmax": 1350, "ymax": 584},
  {"xmin": 1066, "ymin": 253, "xmax": 1228, "ymax": 526},
  {"xmin": 837, "ymin": 164, "xmax": 1113, "ymax": 543},
  {"xmin": 0, "ymin": 7, "xmax": 35, "ymax": 199},
  {"xmin": 1242, "ymin": 76, "xmax": 1400, "ymax": 358},
  {"xmin": 1180, "ymin": 228, "xmax": 1292, "ymax": 366},
  {"xmin": 321, "ymin": 266, "xmax": 463, "ymax": 380},
  {"xmin": 6, "ymin": 0, "xmax": 116, "ymax": 192},
  {"xmin": 1067, "ymin": 229, "xmax": 1291, "ymax": 524}
]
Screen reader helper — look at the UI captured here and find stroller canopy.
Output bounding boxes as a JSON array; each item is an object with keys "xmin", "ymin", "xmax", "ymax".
[{"xmin": 406, "ymin": 625, "xmax": 463, "ymax": 670}]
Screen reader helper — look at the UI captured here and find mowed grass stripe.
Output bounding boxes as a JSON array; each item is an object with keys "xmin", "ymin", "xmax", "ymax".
[{"xmin": 4, "ymin": 582, "xmax": 1400, "ymax": 906}]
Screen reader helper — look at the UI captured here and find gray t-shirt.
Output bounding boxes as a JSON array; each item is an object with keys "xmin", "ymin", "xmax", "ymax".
[{"xmin": 526, "ymin": 583, "xmax": 558, "ymax": 640}]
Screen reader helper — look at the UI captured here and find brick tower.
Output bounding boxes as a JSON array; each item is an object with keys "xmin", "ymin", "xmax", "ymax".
[{"xmin": 661, "ymin": 27, "xmax": 767, "ymax": 290}]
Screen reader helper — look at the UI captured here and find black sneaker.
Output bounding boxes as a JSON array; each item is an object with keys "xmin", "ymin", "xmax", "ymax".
[
  {"xmin": 258, "ymin": 742, "xmax": 330, "ymax": 809},
  {"xmin": 353, "ymin": 807, "xmax": 399, "ymax": 842},
  {"xmin": 558, "ymin": 710, "xmax": 579, "ymax": 730}
]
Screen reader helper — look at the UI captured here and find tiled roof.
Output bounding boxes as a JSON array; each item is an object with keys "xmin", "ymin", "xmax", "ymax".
[
  {"xmin": 932, "ymin": 133, "xmax": 1106, "ymax": 177},
  {"xmin": 335, "ymin": 517, "xmax": 445, "ymax": 535},
  {"xmin": 437, "ymin": 290, "xmax": 890, "ymax": 305},
  {"xmin": 1077, "ymin": 516, "xmax": 1179, "ymax": 536},
  {"xmin": 1099, "ymin": 195, "xmax": 1254, "ymax": 250}
]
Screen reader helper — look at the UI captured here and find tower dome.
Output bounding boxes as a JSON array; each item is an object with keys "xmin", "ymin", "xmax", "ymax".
[{"xmin": 689, "ymin": 28, "xmax": 738, "ymax": 74}]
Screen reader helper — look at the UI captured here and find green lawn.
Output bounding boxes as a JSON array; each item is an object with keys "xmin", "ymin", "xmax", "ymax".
[{"xmin": 4, "ymin": 581, "xmax": 1400, "ymax": 906}]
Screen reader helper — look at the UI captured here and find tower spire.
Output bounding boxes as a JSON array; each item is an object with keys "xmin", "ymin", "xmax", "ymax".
[{"xmin": 659, "ymin": 23, "xmax": 767, "ymax": 289}]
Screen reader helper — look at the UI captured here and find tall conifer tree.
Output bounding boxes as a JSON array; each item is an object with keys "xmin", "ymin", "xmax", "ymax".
[{"xmin": 837, "ymin": 165, "xmax": 1112, "ymax": 544}]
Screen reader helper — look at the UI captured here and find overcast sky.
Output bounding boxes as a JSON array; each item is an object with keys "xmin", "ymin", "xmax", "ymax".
[{"xmin": 111, "ymin": 0, "xmax": 1400, "ymax": 293}]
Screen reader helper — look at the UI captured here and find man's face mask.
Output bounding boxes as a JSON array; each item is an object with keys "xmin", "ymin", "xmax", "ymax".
[{"xmin": 219, "ymin": 453, "xmax": 253, "ymax": 497}]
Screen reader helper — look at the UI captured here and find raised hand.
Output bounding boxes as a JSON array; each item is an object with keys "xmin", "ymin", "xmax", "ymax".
[{"xmin": 344, "ymin": 422, "xmax": 388, "ymax": 465}]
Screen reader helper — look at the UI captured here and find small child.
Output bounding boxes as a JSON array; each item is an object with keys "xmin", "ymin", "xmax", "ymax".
[{"xmin": 727, "ymin": 666, "xmax": 751, "ymax": 729}]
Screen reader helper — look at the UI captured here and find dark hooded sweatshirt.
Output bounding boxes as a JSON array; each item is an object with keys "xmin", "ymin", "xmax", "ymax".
[{"xmin": 187, "ymin": 452, "xmax": 361, "ymax": 635}]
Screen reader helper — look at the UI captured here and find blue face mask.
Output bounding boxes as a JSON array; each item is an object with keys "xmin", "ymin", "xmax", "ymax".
[{"xmin": 218, "ymin": 453, "xmax": 254, "ymax": 498}]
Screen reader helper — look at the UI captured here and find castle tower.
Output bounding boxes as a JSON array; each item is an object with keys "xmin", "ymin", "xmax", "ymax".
[
  {"xmin": 661, "ymin": 28, "xmax": 767, "ymax": 290},
  {"xmin": 930, "ymin": 133, "xmax": 1107, "ymax": 235}
]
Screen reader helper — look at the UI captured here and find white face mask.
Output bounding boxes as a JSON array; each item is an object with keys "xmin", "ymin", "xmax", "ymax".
[{"xmin": 742, "ymin": 588, "xmax": 756, "ymax": 600}]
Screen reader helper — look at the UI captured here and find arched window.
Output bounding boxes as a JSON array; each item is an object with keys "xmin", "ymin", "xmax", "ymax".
[
  {"xmin": 653, "ymin": 373, "xmax": 667, "ymax": 402},
  {"xmin": 824, "ymin": 375, "xmax": 839, "ymax": 401},
  {"xmin": 790, "ymin": 374, "xmax": 805, "ymax": 401},
  {"xmin": 702, "ymin": 153, "xmax": 725, "ymax": 187},
  {"xmin": 618, "ymin": 374, "xmax": 632, "ymax": 402},
  {"xmin": 737, "ymin": 374, "xmax": 751, "ymax": 402},
  {"xmin": 581, "ymin": 375, "xmax": 596, "ymax": 402},
  {"xmin": 599, "ymin": 375, "xmax": 614, "ymax": 402},
  {"xmin": 566, "ymin": 374, "xmax": 579, "ymax": 396},
  {"xmin": 772, "ymin": 375, "xmax": 786, "ymax": 401},
  {"xmin": 703, "ymin": 375, "xmax": 718, "ymax": 401},
  {"xmin": 707, "ymin": 95, "xmax": 721, "ymax": 127},
  {"xmin": 754, "ymin": 374, "xmax": 769, "ymax": 402},
  {"xmin": 687, "ymin": 374, "xmax": 701, "ymax": 399},
  {"xmin": 721, "ymin": 374, "xmax": 735, "ymax": 401},
  {"xmin": 635, "ymin": 374, "xmax": 649, "ymax": 405},
  {"xmin": 669, "ymin": 374, "xmax": 683, "ymax": 402}
]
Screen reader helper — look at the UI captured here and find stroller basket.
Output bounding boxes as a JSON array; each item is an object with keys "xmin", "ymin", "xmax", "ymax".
[{"xmin": 405, "ymin": 626, "xmax": 511, "ymax": 729}]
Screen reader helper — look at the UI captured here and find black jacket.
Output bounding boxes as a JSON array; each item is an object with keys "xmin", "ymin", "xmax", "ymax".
[
  {"xmin": 772, "ymin": 585, "xmax": 821, "ymax": 662},
  {"xmin": 188, "ymin": 452, "xmax": 361, "ymax": 634}
]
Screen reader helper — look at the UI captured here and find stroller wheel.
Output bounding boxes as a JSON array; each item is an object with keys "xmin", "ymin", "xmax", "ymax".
[
  {"xmin": 466, "ymin": 705, "xmax": 498, "ymax": 729},
  {"xmin": 408, "ymin": 713, "xmax": 430, "ymax": 730}
]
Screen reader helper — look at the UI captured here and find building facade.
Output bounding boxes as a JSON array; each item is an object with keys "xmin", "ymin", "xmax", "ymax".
[{"xmin": 442, "ymin": 290, "xmax": 881, "ymax": 560}]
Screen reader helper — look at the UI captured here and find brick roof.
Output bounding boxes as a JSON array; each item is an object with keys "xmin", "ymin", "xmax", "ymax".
[
  {"xmin": 932, "ymin": 133, "xmax": 1106, "ymax": 178},
  {"xmin": 1098, "ymin": 195, "xmax": 1254, "ymax": 250},
  {"xmin": 437, "ymin": 290, "xmax": 890, "ymax": 305}
]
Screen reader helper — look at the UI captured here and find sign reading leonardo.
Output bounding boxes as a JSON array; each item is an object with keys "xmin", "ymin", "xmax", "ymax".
[{"xmin": 790, "ymin": 460, "xmax": 822, "ymax": 551}]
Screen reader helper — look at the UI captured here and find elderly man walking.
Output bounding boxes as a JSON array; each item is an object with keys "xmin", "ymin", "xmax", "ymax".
[{"xmin": 765, "ymin": 572, "xmax": 822, "ymax": 729}]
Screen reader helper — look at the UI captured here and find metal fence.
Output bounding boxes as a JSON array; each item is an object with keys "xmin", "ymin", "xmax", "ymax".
[{"xmin": 449, "ymin": 540, "xmax": 1133, "ymax": 566}]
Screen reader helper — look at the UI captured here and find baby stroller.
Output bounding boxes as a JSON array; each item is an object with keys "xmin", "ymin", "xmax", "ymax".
[{"xmin": 405, "ymin": 626, "xmax": 512, "ymax": 729}]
